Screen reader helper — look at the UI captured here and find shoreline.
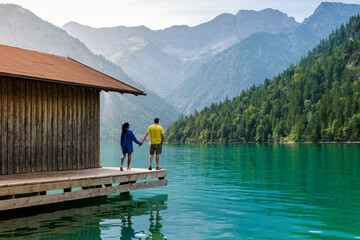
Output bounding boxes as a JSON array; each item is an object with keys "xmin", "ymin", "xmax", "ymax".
[{"xmin": 164, "ymin": 141, "xmax": 360, "ymax": 145}]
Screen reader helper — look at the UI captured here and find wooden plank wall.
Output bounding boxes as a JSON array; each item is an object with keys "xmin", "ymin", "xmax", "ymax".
[{"xmin": 0, "ymin": 77, "xmax": 100, "ymax": 175}]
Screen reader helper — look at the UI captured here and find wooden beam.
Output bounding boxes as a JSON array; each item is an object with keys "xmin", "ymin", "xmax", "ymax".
[
  {"xmin": 52, "ymin": 83, "xmax": 58, "ymax": 171},
  {"xmin": 14, "ymin": 80, "xmax": 20, "ymax": 174},
  {"xmin": 7, "ymin": 79, "xmax": 14, "ymax": 175},
  {"xmin": 42, "ymin": 83, "xmax": 48, "ymax": 172},
  {"xmin": 0, "ymin": 179, "xmax": 167, "ymax": 211},
  {"xmin": 1, "ymin": 78, "xmax": 8, "ymax": 175},
  {"xmin": 36, "ymin": 82, "xmax": 42, "ymax": 172},
  {"xmin": 25, "ymin": 81, "xmax": 32, "ymax": 173},
  {"xmin": 19, "ymin": 80, "xmax": 26, "ymax": 173}
]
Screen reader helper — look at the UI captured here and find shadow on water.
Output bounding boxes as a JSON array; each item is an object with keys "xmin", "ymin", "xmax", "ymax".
[{"xmin": 0, "ymin": 193, "xmax": 168, "ymax": 240}]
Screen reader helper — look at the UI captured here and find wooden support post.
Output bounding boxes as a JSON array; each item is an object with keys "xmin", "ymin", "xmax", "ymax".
[{"xmin": 120, "ymin": 181, "xmax": 136, "ymax": 185}]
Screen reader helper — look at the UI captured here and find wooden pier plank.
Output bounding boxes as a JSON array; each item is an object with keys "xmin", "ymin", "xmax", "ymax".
[
  {"xmin": 0, "ymin": 167, "xmax": 167, "ymax": 194},
  {"xmin": 0, "ymin": 167, "xmax": 167, "ymax": 211}
]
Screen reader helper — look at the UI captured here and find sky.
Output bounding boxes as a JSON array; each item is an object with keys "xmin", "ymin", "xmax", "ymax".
[{"xmin": 1, "ymin": 0, "xmax": 360, "ymax": 30}]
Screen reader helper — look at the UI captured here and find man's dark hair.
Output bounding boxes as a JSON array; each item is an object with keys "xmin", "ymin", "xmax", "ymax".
[{"xmin": 154, "ymin": 118, "xmax": 160, "ymax": 124}]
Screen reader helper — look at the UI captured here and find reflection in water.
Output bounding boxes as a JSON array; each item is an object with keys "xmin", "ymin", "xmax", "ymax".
[
  {"xmin": 117, "ymin": 193, "xmax": 165, "ymax": 240},
  {"xmin": 120, "ymin": 216, "xmax": 135, "ymax": 240},
  {"xmin": 148, "ymin": 210, "xmax": 163, "ymax": 239},
  {"xmin": 119, "ymin": 210, "xmax": 164, "ymax": 240},
  {"xmin": 1, "ymin": 144, "xmax": 359, "ymax": 239},
  {"xmin": 0, "ymin": 192, "xmax": 167, "ymax": 240}
]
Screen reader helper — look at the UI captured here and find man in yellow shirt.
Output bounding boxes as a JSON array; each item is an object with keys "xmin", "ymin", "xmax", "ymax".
[{"xmin": 141, "ymin": 118, "xmax": 164, "ymax": 170}]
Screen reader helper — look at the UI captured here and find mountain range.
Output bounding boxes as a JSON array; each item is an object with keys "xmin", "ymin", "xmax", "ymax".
[
  {"xmin": 165, "ymin": 14, "xmax": 360, "ymax": 143},
  {"xmin": 0, "ymin": 4, "xmax": 179, "ymax": 142},
  {"xmin": 63, "ymin": 8, "xmax": 299, "ymax": 96},
  {"xmin": 63, "ymin": 2, "xmax": 360, "ymax": 114},
  {"xmin": 1, "ymin": 2, "xmax": 360, "ymax": 142},
  {"xmin": 168, "ymin": 2, "xmax": 360, "ymax": 114}
]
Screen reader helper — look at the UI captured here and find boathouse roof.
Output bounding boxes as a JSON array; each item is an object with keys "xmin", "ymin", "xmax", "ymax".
[{"xmin": 0, "ymin": 44, "xmax": 145, "ymax": 95}]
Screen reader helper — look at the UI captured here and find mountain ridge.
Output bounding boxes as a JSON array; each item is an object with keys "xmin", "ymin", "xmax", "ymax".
[
  {"xmin": 62, "ymin": 8, "xmax": 299, "ymax": 96},
  {"xmin": 167, "ymin": 2, "xmax": 360, "ymax": 114}
]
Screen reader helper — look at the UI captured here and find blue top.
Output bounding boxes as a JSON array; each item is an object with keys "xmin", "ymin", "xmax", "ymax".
[{"xmin": 120, "ymin": 129, "xmax": 141, "ymax": 154}]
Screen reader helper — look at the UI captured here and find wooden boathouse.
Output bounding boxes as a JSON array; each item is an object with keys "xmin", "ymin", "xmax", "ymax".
[{"xmin": 0, "ymin": 44, "xmax": 167, "ymax": 211}]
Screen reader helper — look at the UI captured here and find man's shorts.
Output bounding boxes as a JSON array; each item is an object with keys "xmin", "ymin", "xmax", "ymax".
[{"xmin": 150, "ymin": 144, "xmax": 162, "ymax": 155}]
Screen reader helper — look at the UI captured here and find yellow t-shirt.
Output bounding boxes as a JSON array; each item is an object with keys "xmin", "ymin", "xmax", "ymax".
[{"xmin": 147, "ymin": 124, "xmax": 164, "ymax": 144}]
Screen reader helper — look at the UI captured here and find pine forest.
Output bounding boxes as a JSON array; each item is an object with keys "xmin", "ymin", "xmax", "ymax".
[{"xmin": 166, "ymin": 15, "xmax": 360, "ymax": 143}]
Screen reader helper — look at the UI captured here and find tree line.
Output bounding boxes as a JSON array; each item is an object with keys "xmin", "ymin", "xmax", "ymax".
[{"xmin": 166, "ymin": 15, "xmax": 360, "ymax": 143}]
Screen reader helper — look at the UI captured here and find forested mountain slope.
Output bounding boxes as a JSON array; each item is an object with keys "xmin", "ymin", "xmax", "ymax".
[
  {"xmin": 168, "ymin": 2, "xmax": 360, "ymax": 114},
  {"xmin": 166, "ymin": 15, "xmax": 360, "ymax": 143}
]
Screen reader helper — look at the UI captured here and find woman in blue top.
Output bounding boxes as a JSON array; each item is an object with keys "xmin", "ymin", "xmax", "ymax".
[{"xmin": 120, "ymin": 122, "xmax": 142, "ymax": 171}]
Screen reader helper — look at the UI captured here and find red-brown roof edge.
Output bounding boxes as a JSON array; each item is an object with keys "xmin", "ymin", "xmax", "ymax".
[
  {"xmin": 0, "ymin": 43, "xmax": 146, "ymax": 96},
  {"xmin": 0, "ymin": 71, "xmax": 146, "ymax": 96},
  {"xmin": 67, "ymin": 57, "xmax": 146, "ymax": 96}
]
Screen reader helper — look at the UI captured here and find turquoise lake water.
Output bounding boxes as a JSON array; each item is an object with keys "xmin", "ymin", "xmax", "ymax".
[{"xmin": 0, "ymin": 143, "xmax": 360, "ymax": 239}]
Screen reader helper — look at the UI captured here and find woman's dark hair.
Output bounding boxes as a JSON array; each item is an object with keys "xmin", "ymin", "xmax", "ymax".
[{"xmin": 122, "ymin": 122, "xmax": 130, "ymax": 134}]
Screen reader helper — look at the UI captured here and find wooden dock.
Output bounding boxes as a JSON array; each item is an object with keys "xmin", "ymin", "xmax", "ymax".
[{"xmin": 0, "ymin": 167, "xmax": 167, "ymax": 211}]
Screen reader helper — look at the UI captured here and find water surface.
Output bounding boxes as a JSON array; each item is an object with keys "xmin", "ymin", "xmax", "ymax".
[{"xmin": 0, "ymin": 143, "xmax": 360, "ymax": 239}]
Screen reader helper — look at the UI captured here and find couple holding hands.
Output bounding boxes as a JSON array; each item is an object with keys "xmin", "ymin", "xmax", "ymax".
[{"xmin": 120, "ymin": 118, "xmax": 164, "ymax": 171}]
